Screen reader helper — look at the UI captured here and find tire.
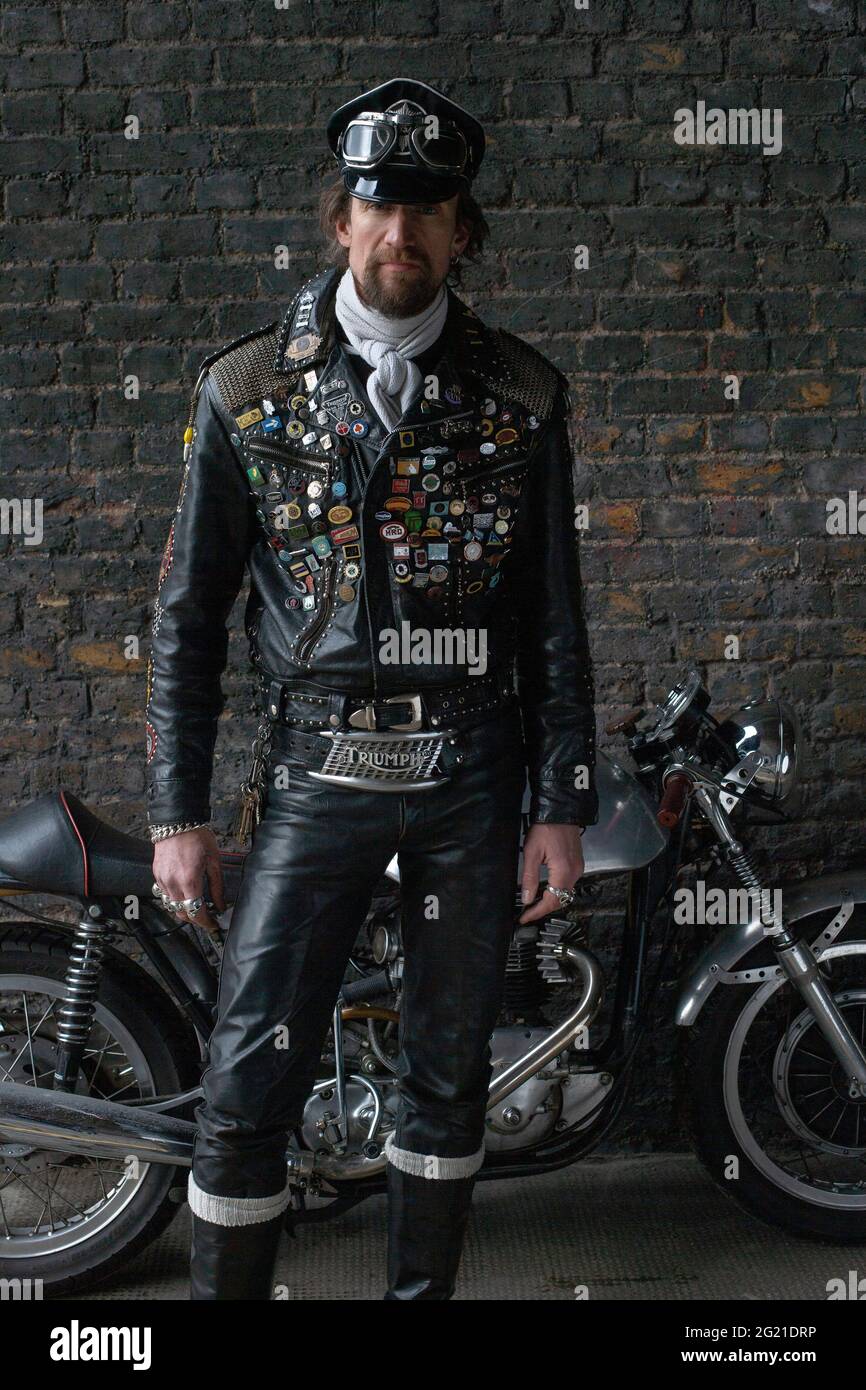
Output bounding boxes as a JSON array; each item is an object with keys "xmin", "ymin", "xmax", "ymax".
[
  {"xmin": 685, "ymin": 904, "xmax": 866, "ymax": 1243},
  {"xmin": 0, "ymin": 923, "xmax": 202, "ymax": 1295}
]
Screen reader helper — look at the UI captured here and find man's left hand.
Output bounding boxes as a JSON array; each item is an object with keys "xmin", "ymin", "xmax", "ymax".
[{"xmin": 518, "ymin": 823, "xmax": 585, "ymax": 924}]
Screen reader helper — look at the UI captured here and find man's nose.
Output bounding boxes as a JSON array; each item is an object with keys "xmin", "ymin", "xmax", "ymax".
[{"xmin": 382, "ymin": 209, "xmax": 415, "ymax": 245}]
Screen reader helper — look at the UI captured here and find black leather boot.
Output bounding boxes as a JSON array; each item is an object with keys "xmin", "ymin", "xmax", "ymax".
[
  {"xmin": 189, "ymin": 1212, "xmax": 285, "ymax": 1301},
  {"xmin": 384, "ymin": 1163, "xmax": 478, "ymax": 1300}
]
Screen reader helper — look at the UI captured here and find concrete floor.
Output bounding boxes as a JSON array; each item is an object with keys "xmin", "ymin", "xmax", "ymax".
[{"xmin": 71, "ymin": 1153, "xmax": 864, "ymax": 1301}]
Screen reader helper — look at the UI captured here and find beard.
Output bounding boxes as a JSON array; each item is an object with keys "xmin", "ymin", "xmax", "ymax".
[{"xmin": 354, "ymin": 256, "xmax": 443, "ymax": 318}]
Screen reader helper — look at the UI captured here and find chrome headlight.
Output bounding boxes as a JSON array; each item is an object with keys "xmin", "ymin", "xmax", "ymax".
[{"xmin": 717, "ymin": 698, "xmax": 801, "ymax": 802}]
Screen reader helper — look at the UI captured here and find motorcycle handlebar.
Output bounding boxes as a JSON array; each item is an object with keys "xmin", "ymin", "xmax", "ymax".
[
  {"xmin": 340, "ymin": 970, "xmax": 392, "ymax": 1005},
  {"xmin": 657, "ymin": 772, "xmax": 692, "ymax": 828}
]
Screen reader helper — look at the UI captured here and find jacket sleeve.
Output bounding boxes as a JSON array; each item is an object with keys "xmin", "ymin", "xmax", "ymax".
[
  {"xmin": 511, "ymin": 378, "xmax": 599, "ymax": 827},
  {"xmin": 144, "ymin": 373, "xmax": 255, "ymax": 826}
]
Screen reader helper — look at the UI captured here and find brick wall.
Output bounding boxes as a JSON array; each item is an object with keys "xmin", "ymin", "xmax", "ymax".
[{"xmin": 1, "ymin": 1, "xmax": 864, "ymax": 1148}]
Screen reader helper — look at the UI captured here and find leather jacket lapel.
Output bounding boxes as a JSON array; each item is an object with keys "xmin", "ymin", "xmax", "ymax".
[{"xmin": 271, "ymin": 267, "xmax": 509, "ymax": 446}]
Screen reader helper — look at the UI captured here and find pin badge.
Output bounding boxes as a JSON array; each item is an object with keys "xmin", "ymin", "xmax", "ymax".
[
  {"xmin": 285, "ymin": 333, "xmax": 322, "ymax": 363},
  {"xmin": 235, "ymin": 408, "xmax": 263, "ymax": 430}
]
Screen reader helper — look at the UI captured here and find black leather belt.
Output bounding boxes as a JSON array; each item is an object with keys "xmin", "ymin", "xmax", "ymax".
[{"xmin": 259, "ymin": 668, "xmax": 516, "ymax": 733}]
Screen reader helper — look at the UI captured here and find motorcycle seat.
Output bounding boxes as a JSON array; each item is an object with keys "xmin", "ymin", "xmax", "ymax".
[{"xmin": 0, "ymin": 790, "xmax": 246, "ymax": 906}]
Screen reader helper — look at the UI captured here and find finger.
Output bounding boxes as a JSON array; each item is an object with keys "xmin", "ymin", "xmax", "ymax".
[
  {"xmin": 183, "ymin": 906, "xmax": 222, "ymax": 939},
  {"xmin": 520, "ymin": 842, "xmax": 542, "ymax": 906},
  {"xmin": 206, "ymin": 853, "xmax": 227, "ymax": 914},
  {"xmin": 518, "ymin": 888, "xmax": 560, "ymax": 925}
]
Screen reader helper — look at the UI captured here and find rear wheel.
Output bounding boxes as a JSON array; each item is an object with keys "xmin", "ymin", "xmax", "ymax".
[
  {"xmin": 0, "ymin": 924, "xmax": 201, "ymax": 1294},
  {"xmin": 686, "ymin": 905, "xmax": 866, "ymax": 1243}
]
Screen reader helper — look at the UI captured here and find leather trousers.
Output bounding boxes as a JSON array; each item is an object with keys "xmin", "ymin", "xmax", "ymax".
[{"xmin": 188, "ymin": 700, "xmax": 526, "ymax": 1296}]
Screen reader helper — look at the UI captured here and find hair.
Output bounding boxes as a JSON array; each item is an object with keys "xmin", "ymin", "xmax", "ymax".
[{"xmin": 317, "ymin": 174, "xmax": 490, "ymax": 289}]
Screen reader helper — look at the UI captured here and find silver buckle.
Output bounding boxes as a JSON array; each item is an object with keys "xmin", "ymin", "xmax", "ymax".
[
  {"xmin": 307, "ymin": 727, "xmax": 457, "ymax": 792},
  {"xmin": 347, "ymin": 692, "xmax": 424, "ymax": 733}
]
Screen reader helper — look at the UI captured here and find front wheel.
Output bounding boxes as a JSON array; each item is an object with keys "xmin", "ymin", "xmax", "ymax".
[{"xmin": 685, "ymin": 907, "xmax": 866, "ymax": 1243}]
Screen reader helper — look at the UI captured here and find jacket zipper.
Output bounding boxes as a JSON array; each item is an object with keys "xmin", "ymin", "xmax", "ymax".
[
  {"xmin": 449, "ymin": 548, "xmax": 462, "ymax": 625},
  {"xmin": 458, "ymin": 456, "xmax": 529, "ymax": 485},
  {"xmin": 246, "ymin": 438, "xmax": 331, "ymax": 475},
  {"xmin": 248, "ymin": 606, "xmax": 264, "ymax": 668},
  {"xmin": 295, "ymin": 554, "xmax": 337, "ymax": 663}
]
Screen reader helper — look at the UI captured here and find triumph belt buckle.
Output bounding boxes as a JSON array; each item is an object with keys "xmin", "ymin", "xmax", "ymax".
[{"xmin": 307, "ymin": 695, "xmax": 457, "ymax": 792}]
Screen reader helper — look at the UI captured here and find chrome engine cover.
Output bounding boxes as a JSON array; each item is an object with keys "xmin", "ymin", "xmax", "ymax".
[{"xmin": 485, "ymin": 1025, "xmax": 563, "ymax": 1151}]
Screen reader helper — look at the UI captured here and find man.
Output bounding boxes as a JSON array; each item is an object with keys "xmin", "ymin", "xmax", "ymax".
[{"xmin": 146, "ymin": 78, "xmax": 598, "ymax": 1301}]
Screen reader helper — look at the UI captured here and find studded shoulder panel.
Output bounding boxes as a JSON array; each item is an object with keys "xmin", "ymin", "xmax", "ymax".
[
  {"xmin": 484, "ymin": 328, "xmax": 566, "ymax": 422},
  {"xmin": 207, "ymin": 325, "xmax": 284, "ymax": 417}
]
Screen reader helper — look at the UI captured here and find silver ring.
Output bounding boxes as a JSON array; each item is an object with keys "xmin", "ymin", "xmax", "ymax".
[
  {"xmin": 547, "ymin": 885, "xmax": 576, "ymax": 909},
  {"xmin": 153, "ymin": 885, "xmax": 186, "ymax": 913},
  {"xmin": 153, "ymin": 883, "xmax": 217, "ymax": 918}
]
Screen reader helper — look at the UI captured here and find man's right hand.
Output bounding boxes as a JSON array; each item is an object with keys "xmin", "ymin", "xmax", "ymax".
[{"xmin": 152, "ymin": 827, "xmax": 227, "ymax": 939}]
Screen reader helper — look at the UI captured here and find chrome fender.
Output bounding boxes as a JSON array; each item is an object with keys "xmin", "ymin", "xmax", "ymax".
[{"xmin": 675, "ymin": 869, "xmax": 866, "ymax": 1027}]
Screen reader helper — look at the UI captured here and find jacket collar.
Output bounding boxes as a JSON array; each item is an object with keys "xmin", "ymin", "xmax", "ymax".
[{"xmin": 272, "ymin": 264, "xmax": 509, "ymax": 417}]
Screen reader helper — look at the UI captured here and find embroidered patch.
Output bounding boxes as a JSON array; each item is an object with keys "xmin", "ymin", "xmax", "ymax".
[{"xmin": 146, "ymin": 720, "xmax": 157, "ymax": 764}]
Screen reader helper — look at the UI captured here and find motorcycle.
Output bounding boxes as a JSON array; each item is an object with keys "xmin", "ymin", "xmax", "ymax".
[{"xmin": 1, "ymin": 667, "xmax": 865, "ymax": 1295}]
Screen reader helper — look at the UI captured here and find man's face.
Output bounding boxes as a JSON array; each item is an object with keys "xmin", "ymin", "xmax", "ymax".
[{"xmin": 335, "ymin": 195, "xmax": 470, "ymax": 317}]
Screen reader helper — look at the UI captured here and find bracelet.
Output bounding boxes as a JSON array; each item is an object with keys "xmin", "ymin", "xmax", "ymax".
[{"xmin": 149, "ymin": 820, "xmax": 209, "ymax": 843}]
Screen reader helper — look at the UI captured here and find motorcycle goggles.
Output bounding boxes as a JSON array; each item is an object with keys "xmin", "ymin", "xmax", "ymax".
[{"xmin": 339, "ymin": 109, "xmax": 470, "ymax": 177}]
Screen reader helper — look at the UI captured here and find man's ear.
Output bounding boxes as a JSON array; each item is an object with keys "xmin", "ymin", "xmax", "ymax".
[
  {"xmin": 452, "ymin": 216, "xmax": 471, "ymax": 258},
  {"xmin": 337, "ymin": 211, "xmax": 354, "ymax": 250},
  {"xmin": 334, "ymin": 203, "xmax": 353, "ymax": 249}
]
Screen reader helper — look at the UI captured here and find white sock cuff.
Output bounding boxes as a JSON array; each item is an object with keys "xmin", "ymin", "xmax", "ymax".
[
  {"xmin": 187, "ymin": 1170, "xmax": 294, "ymax": 1227},
  {"xmin": 384, "ymin": 1132, "xmax": 485, "ymax": 1180}
]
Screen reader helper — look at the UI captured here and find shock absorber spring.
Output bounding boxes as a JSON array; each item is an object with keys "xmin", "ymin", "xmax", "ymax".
[
  {"xmin": 54, "ymin": 908, "xmax": 108, "ymax": 1090},
  {"xmin": 727, "ymin": 843, "xmax": 762, "ymax": 894},
  {"xmin": 727, "ymin": 843, "xmax": 781, "ymax": 933}
]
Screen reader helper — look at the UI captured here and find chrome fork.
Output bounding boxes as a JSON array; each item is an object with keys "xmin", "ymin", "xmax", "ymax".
[{"xmin": 692, "ymin": 769, "xmax": 866, "ymax": 1098}]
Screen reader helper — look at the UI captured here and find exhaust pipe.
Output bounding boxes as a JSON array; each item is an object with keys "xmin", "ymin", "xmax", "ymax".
[
  {"xmin": 486, "ymin": 945, "xmax": 604, "ymax": 1110},
  {"xmin": 0, "ymin": 1081, "xmax": 195, "ymax": 1167},
  {"xmin": 0, "ymin": 947, "xmax": 604, "ymax": 1171}
]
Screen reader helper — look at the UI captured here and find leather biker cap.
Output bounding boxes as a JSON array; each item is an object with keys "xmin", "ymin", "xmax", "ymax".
[{"xmin": 326, "ymin": 77, "xmax": 486, "ymax": 205}]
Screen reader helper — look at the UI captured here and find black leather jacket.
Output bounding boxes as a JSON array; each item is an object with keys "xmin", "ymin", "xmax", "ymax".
[{"xmin": 144, "ymin": 267, "xmax": 598, "ymax": 829}]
